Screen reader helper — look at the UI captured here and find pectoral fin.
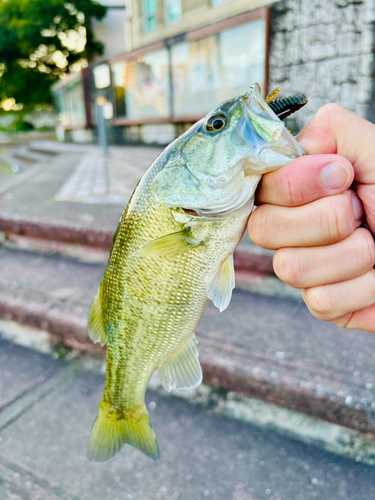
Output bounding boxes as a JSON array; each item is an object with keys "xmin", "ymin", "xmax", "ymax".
[
  {"xmin": 132, "ymin": 231, "xmax": 201, "ymax": 257},
  {"xmin": 159, "ymin": 334, "xmax": 203, "ymax": 391},
  {"xmin": 88, "ymin": 287, "xmax": 107, "ymax": 346},
  {"xmin": 207, "ymin": 253, "xmax": 235, "ymax": 312}
]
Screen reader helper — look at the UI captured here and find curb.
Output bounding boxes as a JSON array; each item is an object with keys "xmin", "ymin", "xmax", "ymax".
[
  {"xmin": 0, "ymin": 215, "xmax": 114, "ymax": 250},
  {"xmin": 0, "ymin": 214, "xmax": 275, "ymax": 275}
]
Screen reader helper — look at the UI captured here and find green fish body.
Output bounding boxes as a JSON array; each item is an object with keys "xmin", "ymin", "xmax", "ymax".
[{"xmin": 87, "ymin": 83, "xmax": 304, "ymax": 462}]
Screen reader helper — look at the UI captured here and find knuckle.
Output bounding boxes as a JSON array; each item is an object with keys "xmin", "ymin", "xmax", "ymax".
[
  {"xmin": 248, "ymin": 206, "xmax": 268, "ymax": 245},
  {"xmin": 248, "ymin": 205, "xmax": 276, "ymax": 248},
  {"xmin": 323, "ymin": 197, "xmax": 351, "ymax": 242},
  {"xmin": 304, "ymin": 104, "xmax": 348, "ymax": 145},
  {"xmin": 367, "ymin": 269, "xmax": 375, "ymax": 298},
  {"xmin": 282, "ymin": 169, "xmax": 297, "ymax": 206},
  {"xmin": 359, "ymin": 229, "xmax": 375, "ymax": 270},
  {"xmin": 313, "ymin": 103, "xmax": 345, "ymax": 125},
  {"xmin": 273, "ymin": 249, "xmax": 300, "ymax": 286},
  {"xmin": 303, "ymin": 287, "xmax": 334, "ymax": 320}
]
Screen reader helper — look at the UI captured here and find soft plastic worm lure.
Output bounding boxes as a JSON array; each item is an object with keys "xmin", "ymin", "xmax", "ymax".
[{"xmin": 266, "ymin": 88, "xmax": 308, "ymax": 120}]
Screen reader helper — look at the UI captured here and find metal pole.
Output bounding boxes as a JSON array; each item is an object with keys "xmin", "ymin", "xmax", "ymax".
[{"xmin": 97, "ymin": 97, "xmax": 108, "ymax": 156}]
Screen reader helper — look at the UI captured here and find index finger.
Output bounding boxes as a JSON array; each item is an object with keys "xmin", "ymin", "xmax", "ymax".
[{"xmin": 297, "ymin": 103, "xmax": 375, "ymax": 184}]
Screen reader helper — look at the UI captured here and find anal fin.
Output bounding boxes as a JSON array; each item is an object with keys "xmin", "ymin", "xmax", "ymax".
[
  {"xmin": 88, "ymin": 287, "xmax": 107, "ymax": 346},
  {"xmin": 207, "ymin": 253, "xmax": 235, "ymax": 312},
  {"xmin": 159, "ymin": 334, "xmax": 202, "ymax": 391}
]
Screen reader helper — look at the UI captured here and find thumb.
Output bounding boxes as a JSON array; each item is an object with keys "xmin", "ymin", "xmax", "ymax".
[{"xmin": 297, "ymin": 103, "xmax": 375, "ymax": 185}]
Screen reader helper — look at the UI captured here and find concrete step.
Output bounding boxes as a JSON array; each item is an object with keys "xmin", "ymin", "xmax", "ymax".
[
  {"xmin": 1, "ymin": 145, "xmax": 51, "ymax": 167},
  {"xmin": 0, "ymin": 246, "xmax": 375, "ymax": 437},
  {"xmin": 0, "ymin": 211, "xmax": 275, "ymax": 276}
]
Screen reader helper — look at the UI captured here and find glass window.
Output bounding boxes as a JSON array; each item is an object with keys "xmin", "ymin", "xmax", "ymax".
[
  {"xmin": 93, "ymin": 64, "xmax": 111, "ymax": 89},
  {"xmin": 171, "ymin": 19, "xmax": 266, "ymax": 117},
  {"xmin": 54, "ymin": 77, "xmax": 86, "ymax": 127},
  {"xmin": 165, "ymin": 0, "xmax": 181, "ymax": 24},
  {"xmin": 112, "ymin": 49, "xmax": 170, "ymax": 120},
  {"xmin": 143, "ymin": 0, "xmax": 157, "ymax": 33},
  {"xmin": 211, "ymin": 0, "xmax": 230, "ymax": 5}
]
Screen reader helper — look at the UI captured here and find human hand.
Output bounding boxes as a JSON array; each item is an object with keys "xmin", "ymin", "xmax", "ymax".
[{"xmin": 248, "ymin": 103, "xmax": 375, "ymax": 332}]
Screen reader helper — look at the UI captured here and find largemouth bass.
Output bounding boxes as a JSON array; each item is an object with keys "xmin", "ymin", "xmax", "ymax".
[{"xmin": 87, "ymin": 83, "xmax": 304, "ymax": 462}]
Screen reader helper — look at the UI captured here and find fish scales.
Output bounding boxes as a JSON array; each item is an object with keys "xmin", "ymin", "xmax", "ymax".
[
  {"xmin": 103, "ymin": 203, "xmax": 240, "ymax": 405},
  {"xmin": 87, "ymin": 83, "xmax": 305, "ymax": 462}
]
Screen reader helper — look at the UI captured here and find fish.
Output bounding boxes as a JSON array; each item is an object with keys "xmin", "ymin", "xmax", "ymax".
[{"xmin": 87, "ymin": 83, "xmax": 305, "ymax": 462}]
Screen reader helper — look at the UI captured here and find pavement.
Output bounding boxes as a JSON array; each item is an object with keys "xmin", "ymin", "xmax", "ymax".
[
  {"xmin": 0, "ymin": 143, "xmax": 159, "ymax": 249},
  {"xmin": 2, "ymin": 336, "xmax": 375, "ymax": 500}
]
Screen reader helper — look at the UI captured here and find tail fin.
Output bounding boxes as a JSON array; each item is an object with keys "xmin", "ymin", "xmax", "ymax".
[{"xmin": 87, "ymin": 401, "xmax": 160, "ymax": 462}]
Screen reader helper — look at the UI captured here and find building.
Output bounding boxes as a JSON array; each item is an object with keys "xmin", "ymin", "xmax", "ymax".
[{"xmin": 52, "ymin": 0, "xmax": 375, "ymax": 144}]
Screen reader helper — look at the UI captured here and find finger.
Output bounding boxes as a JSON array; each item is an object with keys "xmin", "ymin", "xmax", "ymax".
[
  {"xmin": 356, "ymin": 183, "xmax": 375, "ymax": 236},
  {"xmin": 257, "ymin": 154, "xmax": 353, "ymax": 207},
  {"xmin": 273, "ymin": 228, "xmax": 375, "ymax": 288},
  {"xmin": 297, "ymin": 103, "xmax": 375, "ymax": 184},
  {"xmin": 302, "ymin": 269, "xmax": 375, "ymax": 322},
  {"xmin": 248, "ymin": 190, "xmax": 363, "ymax": 250},
  {"xmin": 333, "ymin": 304, "xmax": 375, "ymax": 333}
]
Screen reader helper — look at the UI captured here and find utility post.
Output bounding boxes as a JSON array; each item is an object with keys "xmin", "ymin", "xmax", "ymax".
[{"xmin": 96, "ymin": 95, "xmax": 108, "ymax": 157}]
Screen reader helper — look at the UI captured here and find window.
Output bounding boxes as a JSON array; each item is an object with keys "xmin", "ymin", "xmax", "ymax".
[
  {"xmin": 54, "ymin": 77, "xmax": 86, "ymax": 127},
  {"xmin": 111, "ymin": 15, "xmax": 267, "ymax": 122},
  {"xmin": 211, "ymin": 0, "xmax": 231, "ymax": 5},
  {"xmin": 143, "ymin": 0, "xmax": 157, "ymax": 33},
  {"xmin": 171, "ymin": 19, "xmax": 266, "ymax": 117},
  {"xmin": 93, "ymin": 64, "xmax": 111, "ymax": 89},
  {"xmin": 165, "ymin": 0, "xmax": 181, "ymax": 25},
  {"xmin": 112, "ymin": 49, "xmax": 170, "ymax": 120}
]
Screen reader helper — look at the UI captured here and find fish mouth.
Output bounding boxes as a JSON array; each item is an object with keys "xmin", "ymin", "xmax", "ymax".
[{"xmin": 243, "ymin": 83, "xmax": 272, "ymax": 115}]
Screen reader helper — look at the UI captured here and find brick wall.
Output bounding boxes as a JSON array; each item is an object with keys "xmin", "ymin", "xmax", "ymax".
[{"xmin": 269, "ymin": 0, "xmax": 375, "ymax": 130}]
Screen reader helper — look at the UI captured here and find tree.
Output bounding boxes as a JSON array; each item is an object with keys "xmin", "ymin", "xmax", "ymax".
[{"xmin": 0, "ymin": 0, "xmax": 107, "ymax": 112}]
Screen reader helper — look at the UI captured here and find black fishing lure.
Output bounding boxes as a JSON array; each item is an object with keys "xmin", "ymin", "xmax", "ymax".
[{"xmin": 266, "ymin": 87, "xmax": 308, "ymax": 120}]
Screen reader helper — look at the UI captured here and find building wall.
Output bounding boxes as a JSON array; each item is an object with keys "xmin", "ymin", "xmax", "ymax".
[
  {"xmin": 110, "ymin": 3, "xmax": 270, "ymax": 145},
  {"xmin": 92, "ymin": 0, "xmax": 127, "ymax": 60},
  {"xmin": 131, "ymin": 0, "xmax": 271, "ymax": 48},
  {"xmin": 269, "ymin": 0, "xmax": 375, "ymax": 131}
]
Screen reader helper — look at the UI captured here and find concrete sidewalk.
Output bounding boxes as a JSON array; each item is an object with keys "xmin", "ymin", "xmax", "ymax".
[
  {"xmin": 2, "ymin": 336, "xmax": 375, "ymax": 500},
  {"xmin": 0, "ymin": 143, "xmax": 160, "ymax": 243}
]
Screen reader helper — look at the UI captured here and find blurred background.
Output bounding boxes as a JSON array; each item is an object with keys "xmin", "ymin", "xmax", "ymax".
[
  {"xmin": 1, "ymin": 1, "xmax": 375, "ymax": 499},
  {"xmin": 0, "ymin": 0, "xmax": 371, "ymax": 145}
]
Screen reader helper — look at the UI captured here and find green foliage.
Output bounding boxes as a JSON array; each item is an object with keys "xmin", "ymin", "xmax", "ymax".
[
  {"xmin": 0, "ymin": 0, "xmax": 107, "ymax": 111},
  {"xmin": 14, "ymin": 119, "xmax": 34, "ymax": 131},
  {"xmin": 0, "ymin": 114, "xmax": 34, "ymax": 132}
]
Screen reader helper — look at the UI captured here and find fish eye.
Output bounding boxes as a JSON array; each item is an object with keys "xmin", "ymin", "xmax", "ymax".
[{"xmin": 205, "ymin": 113, "xmax": 226, "ymax": 132}]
